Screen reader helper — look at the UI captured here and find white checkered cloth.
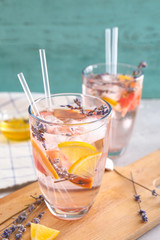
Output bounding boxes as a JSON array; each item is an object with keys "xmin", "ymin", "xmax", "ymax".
[{"xmin": 0, "ymin": 92, "xmax": 43, "ymax": 190}]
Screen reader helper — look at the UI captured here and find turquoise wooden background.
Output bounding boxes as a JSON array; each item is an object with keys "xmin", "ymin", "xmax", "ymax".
[{"xmin": 0, "ymin": 0, "xmax": 160, "ymax": 98}]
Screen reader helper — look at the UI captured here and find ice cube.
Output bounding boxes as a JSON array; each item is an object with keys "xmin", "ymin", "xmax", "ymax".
[
  {"xmin": 101, "ymin": 74, "xmax": 113, "ymax": 82},
  {"xmin": 43, "ymin": 114, "xmax": 64, "ymax": 124},
  {"xmin": 101, "ymin": 84, "xmax": 123, "ymax": 101},
  {"xmin": 74, "ymin": 118, "xmax": 107, "ymax": 144}
]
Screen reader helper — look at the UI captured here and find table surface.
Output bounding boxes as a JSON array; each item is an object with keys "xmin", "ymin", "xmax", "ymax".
[
  {"xmin": 0, "ymin": 97, "xmax": 160, "ymax": 240},
  {"xmin": 116, "ymin": 99, "xmax": 160, "ymax": 240}
]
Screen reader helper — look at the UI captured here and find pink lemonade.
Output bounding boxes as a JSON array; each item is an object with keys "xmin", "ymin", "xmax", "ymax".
[
  {"xmin": 29, "ymin": 94, "xmax": 111, "ymax": 220},
  {"xmin": 82, "ymin": 63, "xmax": 144, "ymax": 158}
]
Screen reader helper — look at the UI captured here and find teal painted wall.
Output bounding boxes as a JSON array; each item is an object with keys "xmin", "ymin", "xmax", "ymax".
[{"xmin": 0, "ymin": 0, "xmax": 160, "ymax": 98}]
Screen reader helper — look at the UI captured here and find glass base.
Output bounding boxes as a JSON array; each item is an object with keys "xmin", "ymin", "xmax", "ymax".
[
  {"xmin": 45, "ymin": 200, "xmax": 92, "ymax": 220},
  {"xmin": 108, "ymin": 148, "xmax": 125, "ymax": 159}
]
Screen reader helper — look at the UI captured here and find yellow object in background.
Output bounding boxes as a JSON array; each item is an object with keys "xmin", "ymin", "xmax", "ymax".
[{"xmin": 0, "ymin": 117, "xmax": 30, "ymax": 141}]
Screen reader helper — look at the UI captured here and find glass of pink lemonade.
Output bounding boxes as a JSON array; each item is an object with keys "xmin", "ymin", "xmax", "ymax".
[
  {"xmin": 28, "ymin": 93, "xmax": 111, "ymax": 220},
  {"xmin": 82, "ymin": 63, "xmax": 144, "ymax": 158}
]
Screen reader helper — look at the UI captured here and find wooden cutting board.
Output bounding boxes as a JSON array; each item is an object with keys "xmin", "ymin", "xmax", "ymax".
[{"xmin": 1, "ymin": 150, "xmax": 160, "ymax": 240}]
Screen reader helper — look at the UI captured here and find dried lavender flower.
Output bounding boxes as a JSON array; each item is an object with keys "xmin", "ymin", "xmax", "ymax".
[
  {"xmin": 13, "ymin": 211, "xmax": 27, "ymax": 224},
  {"xmin": 141, "ymin": 212, "xmax": 148, "ymax": 222},
  {"xmin": 32, "ymin": 218, "xmax": 40, "ymax": 224},
  {"xmin": 15, "ymin": 232, "xmax": 22, "ymax": 239},
  {"xmin": 28, "ymin": 204, "xmax": 35, "ymax": 212},
  {"xmin": 74, "ymin": 98, "xmax": 81, "ymax": 107},
  {"xmin": 66, "ymin": 104, "xmax": 73, "ymax": 109},
  {"xmin": 37, "ymin": 195, "xmax": 44, "ymax": 199},
  {"xmin": 1, "ymin": 229, "xmax": 11, "ymax": 238},
  {"xmin": 9, "ymin": 224, "xmax": 17, "ymax": 233},
  {"xmin": 26, "ymin": 221, "xmax": 31, "ymax": 227},
  {"xmin": 61, "ymin": 98, "xmax": 109, "ymax": 117},
  {"xmin": 132, "ymin": 61, "xmax": 147, "ymax": 78},
  {"xmin": 32, "ymin": 122, "xmax": 47, "ymax": 143},
  {"xmin": 131, "ymin": 172, "xmax": 148, "ymax": 223},
  {"xmin": 138, "ymin": 61, "xmax": 147, "ymax": 69},
  {"xmin": 17, "ymin": 224, "xmax": 26, "ymax": 233},
  {"xmin": 114, "ymin": 168, "xmax": 160, "ymax": 196},
  {"xmin": 37, "ymin": 211, "xmax": 45, "ymax": 219},
  {"xmin": 0, "ymin": 194, "xmax": 45, "ymax": 239},
  {"xmin": 138, "ymin": 209, "xmax": 146, "ymax": 215},
  {"xmin": 33, "ymin": 194, "xmax": 44, "ymax": 205},
  {"xmin": 134, "ymin": 194, "xmax": 141, "ymax": 202},
  {"xmin": 152, "ymin": 189, "xmax": 158, "ymax": 196},
  {"xmin": 132, "ymin": 69, "xmax": 141, "ymax": 78}
]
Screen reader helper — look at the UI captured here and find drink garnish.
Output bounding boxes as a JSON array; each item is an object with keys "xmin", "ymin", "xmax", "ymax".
[
  {"xmin": 102, "ymin": 96, "xmax": 118, "ymax": 106},
  {"xmin": 31, "ymin": 139, "xmax": 59, "ymax": 179},
  {"xmin": 31, "ymin": 137, "xmax": 101, "ymax": 188},
  {"xmin": 61, "ymin": 98, "xmax": 109, "ymax": 117},
  {"xmin": 47, "ymin": 141, "xmax": 98, "ymax": 188},
  {"xmin": 32, "ymin": 122, "xmax": 47, "ymax": 144},
  {"xmin": 68, "ymin": 152, "xmax": 102, "ymax": 188},
  {"xmin": 58, "ymin": 141, "xmax": 97, "ymax": 163},
  {"xmin": 132, "ymin": 61, "xmax": 147, "ymax": 78}
]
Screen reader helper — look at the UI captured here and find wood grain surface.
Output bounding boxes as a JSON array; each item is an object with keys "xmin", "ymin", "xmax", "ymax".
[{"xmin": 1, "ymin": 150, "xmax": 160, "ymax": 240}]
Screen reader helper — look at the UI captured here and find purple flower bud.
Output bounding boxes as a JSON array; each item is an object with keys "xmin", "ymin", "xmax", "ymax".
[
  {"xmin": 26, "ymin": 222, "xmax": 31, "ymax": 227},
  {"xmin": 138, "ymin": 209, "xmax": 146, "ymax": 215},
  {"xmin": 38, "ymin": 211, "xmax": 45, "ymax": 219},
  {"xmin": 152, "ymin": 189, "xmax": 158, "ymax": 196},
  {"xmin": 138, "ymin": 61, "xmax": 147, "ymax": 69},
  {"xmin": 15, "ymin": 232, "xmax": 22, "ymax": 239},
  {"xmin": 141, "ymin": 213, "xmax": 148, "ymax": 222},
  {"xmin": 28, "ymin": 204, "xmax": 35, "ymax": 212},
  {"xmin": 32, "ymin": 218, "xmax": 40, "ymax": 224},
  {"xmin": 134, "ymin": 194, "xmax": 141, "ymax": 202}
]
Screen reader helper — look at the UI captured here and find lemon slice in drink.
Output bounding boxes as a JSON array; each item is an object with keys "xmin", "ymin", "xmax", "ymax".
[
  {"xmin": 31, "ymin": 223, "xmax": 60, "ymax": 240},
  {"xmin": 69, "ymin": 152, "xmax": 102, "ymax": 180},
  {"xmin": 102, "ymin": 96, "xmax": 118, "ymax": 106},
  {"xmin": 31, "ymin": 139, "xmax": 59, "ymax": 179},
  {"xmin": 58, "ymin": 141, "xmax": 97, "ymax": 163}
]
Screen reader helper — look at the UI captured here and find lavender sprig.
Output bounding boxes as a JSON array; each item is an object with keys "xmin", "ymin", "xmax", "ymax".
[
  {"xmin": 132, "ymin": 61, "xmax": 147, "ymax": 78},
  {"xmin": 0, "ymin": 195, "xmax": 46, "ymax": 240},
  {"xmin": 131, "ymin": 172, "xmax": 148, "ymax": 222},
  {"xmin": 61, "ymin": 98, "xmax": 109, "ymax": 117},
  {"xmin": 32, "ymin": 122, "xmax": 47, "ymax": 144},
  {"xmin": 138, "ymin": 61, "xmax": 147, "ymax": 69},
  {"xmin": 114, "ymin": 168, "xmax": 159, "ymax": 197}
]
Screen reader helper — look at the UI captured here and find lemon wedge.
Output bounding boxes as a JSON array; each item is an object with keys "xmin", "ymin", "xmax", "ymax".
[
  {"xmin": 31, "ymin": 222, "xmax": 37, "ymax": 240},
  {"xmin": 58, "ymin": 141, "xmax": 97, "ymax": 163},
  {"xmin": 31, "ymin": 223, "xmax": 59, "ymax": 240},
  {"xmin": 69, "ymin": 152, "xmax": 102, "ymax": 179},
  {"xmin": 31, "ymin": 139, "xmax": 59, "ymax": 179},
  {"xmin": 102, "ymin": 96, "xmax": 118, "ymax": 106}
]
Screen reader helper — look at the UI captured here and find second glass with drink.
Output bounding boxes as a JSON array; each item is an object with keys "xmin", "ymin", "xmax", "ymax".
[{"xmin": 82, "ymin": 63, "xmax": 144, "ymax": 158}]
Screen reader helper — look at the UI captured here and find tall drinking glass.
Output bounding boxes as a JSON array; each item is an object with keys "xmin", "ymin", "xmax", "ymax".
[
  {"xmin": 82, "ymin": 63, "xmax": 144, "ymax": 158},
  {"xmin": 28, "ymin": 93, "xmax": 111, "ymax": 220}
]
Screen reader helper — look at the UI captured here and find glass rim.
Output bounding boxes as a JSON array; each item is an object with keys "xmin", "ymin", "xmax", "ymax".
[
  {"xmin": 82, "ymin": 62, "xmax": 144, "ymax": 79},
  {"xmin": 28, "ymin": 93, "xmax": 112, "ymax": 126}
]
